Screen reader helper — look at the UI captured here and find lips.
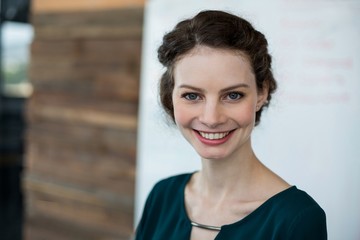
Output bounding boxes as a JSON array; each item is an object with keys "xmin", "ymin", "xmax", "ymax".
[{"xmin": 195, "ymin": 130, "xmax": 234, "ymax": 145}]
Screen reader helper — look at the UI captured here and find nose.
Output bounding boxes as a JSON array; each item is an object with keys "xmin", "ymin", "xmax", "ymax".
[{"xmin": 199, "ymin": 101, "xmax": 226, "ymax": 128}]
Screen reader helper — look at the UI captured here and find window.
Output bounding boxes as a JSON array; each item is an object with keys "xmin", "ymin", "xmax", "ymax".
[{"xmin": 1, "ymin": 21, "xmax": 33, "ymax": 97}]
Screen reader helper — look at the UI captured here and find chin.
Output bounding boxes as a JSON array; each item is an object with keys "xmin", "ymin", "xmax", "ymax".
[{"xmin": 197, "ymin": 151, "xmax": 230, "ymax": 161}]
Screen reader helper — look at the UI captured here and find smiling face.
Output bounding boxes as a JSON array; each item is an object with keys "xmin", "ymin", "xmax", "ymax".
[{"xmin": 172, "ymin": 46, "xmax": 268, "ymax": 160}]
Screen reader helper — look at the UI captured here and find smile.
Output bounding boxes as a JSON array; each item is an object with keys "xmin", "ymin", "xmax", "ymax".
[{"xmin": 198, "ymin": 131, "xmax": 230, "ymax": 140}]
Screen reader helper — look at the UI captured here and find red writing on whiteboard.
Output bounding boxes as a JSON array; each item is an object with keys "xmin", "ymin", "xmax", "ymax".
[
  {"xmin": 282, "ymin": 92, "xmax": 350, "ymax": 105},
  {"xmin": 280, "ymin": 18, "xmax": 322, "ymax": 29},
  {"xmin": 303, "ymin": 57, "xmax": 353, "ymax": 70}
]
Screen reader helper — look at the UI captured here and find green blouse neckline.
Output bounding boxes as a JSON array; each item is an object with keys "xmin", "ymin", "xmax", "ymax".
[{"xmin": 179, "ymin": 172, "xmax": 296, "ymax": 231}]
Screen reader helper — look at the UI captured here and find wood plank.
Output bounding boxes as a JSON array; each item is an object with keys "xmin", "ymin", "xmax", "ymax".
[
  {"xmin": 26, "ymin": 149, "xmax": 135, "ymax": 196},
  {"xmin": 26, "ymin": 142, "xmax": 135, "ymax": 196},
  {"xmin": 32, "ymin": 8, "xmax": 143, "ymax": 27},
  {"xmin": 32, "ymin": 9, "xmax": 144, "ymax": 39},
  {"xmin": 27, "ymin": 91, "xmax": 138, "ymax": 116},
  {"xmin": 25, "ymin": 173, "xmax": 134, "ymax": 215},
  {"xmin": 24, "ymin": 174, "xmax": 134, "ymax": 239},
  {"xmin": 25, "ymin": 217, "xmax": 132, "ymax": 240},
  {"xmin": 29, "ymin": 39, "xmax": 141, "ymax": 101},
  {"xmin": 26, "ymin": 92, "xmax": 139, "ymax": 130},
  {"xmin": 30, "ymin": 71, "xmax": 140, "ymax": 102},
  {"xmin": 25, "ymin": 215, "xmax": 132, "ymax": 240},
  {"xmin": 32, "ymin": 0, "xmax": 145, "ymax": 13},
  {"xmin": 27, "ymin": 105, "xmax": 137, "ymax": 130},
  {"xmin": 31, "ymin": 39, "xmax": 142, "ymax": 64},
  {"xmin": 34, "ymin": 26, "xmax": 142, "ymax": 40},
  {"xmin": 25, "ymin": 121, "xmax": 137, "ymax": 159}
]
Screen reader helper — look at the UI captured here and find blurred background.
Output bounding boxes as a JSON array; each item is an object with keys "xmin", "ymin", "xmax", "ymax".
[
  {"xmin": 1, "ymin": 0, "xmax": 32, "ymax": 239},
  {"xmin": 1, "ymin": 0, "xmax": 144, "ymax": 239},
  {"xmin": 0, "ymin": 0, "xmax": 359, "ymax": 240}
]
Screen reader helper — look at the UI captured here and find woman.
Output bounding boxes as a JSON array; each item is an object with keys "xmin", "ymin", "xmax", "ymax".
[{"xmin": 135, "ymin": 10, "xmax": 327, "ymax": 240}]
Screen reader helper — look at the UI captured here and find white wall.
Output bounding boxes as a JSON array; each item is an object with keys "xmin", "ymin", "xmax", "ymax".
[{"xmin": 136, "ymin": 1, "xmax": 360, "ymax": 239}]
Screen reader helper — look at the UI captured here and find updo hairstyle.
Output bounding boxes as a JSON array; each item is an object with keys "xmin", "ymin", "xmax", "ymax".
[{"xmin": 158, "ymin": 10, "xmax": 277, "ymax": 126}]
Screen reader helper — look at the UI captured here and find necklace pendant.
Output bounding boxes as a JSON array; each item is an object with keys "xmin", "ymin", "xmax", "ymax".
[{"xmin": 191, "ymin": 221, "xmax": 221, "ymax": 231}]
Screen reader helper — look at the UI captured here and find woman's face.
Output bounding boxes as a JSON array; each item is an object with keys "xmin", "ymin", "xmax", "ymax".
[{"xmin": 172, "ymin": 46, "xmax": 267, "ymax": 160}]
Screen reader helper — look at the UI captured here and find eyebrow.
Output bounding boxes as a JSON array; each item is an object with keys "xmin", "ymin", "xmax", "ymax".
[{"xmin": 178, "ymin": 83, "xmax": 250, "ymax": 93}]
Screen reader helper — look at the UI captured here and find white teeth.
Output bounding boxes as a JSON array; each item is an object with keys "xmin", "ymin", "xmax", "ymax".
[{"xmin": 199, "ymin": 131, "xmax": 230, "ymax": 140}]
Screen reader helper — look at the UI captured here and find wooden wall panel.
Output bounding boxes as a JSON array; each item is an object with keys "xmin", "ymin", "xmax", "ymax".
[
  {"xmin": 33, "ymin": 0, "xmax": 145, "ymax": 13},
  {"xmin": 24, "ymin": 2, "xmax": 144, "ymax": 239},
  {"xmin": 31, "ymin": 9, "xmax": 144, "ymax": 39}
]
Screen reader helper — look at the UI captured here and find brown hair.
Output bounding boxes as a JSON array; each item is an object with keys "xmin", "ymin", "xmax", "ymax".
[{"xmin": 158, "ymin": 10, "xmax": 277, "ymax": 126}]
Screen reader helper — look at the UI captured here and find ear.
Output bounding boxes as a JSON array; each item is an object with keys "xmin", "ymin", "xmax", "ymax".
[{"xmin": 256, "ymin": 81, "xmax": 269, "ymax": 111}]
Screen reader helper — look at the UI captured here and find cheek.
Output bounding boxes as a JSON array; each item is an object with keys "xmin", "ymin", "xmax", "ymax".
[
  {"xmin": 173, "ymin": 103, "xmax": 193, "ymax": 126},
  {"xmin": 232, "ymin": 104, "xmax": 257, "ymax": 125}
]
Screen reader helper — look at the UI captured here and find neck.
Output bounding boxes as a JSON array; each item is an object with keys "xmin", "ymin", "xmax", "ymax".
[{"xmin": 197, "ymin": 145, "xmax": 262, "ymax": 201}]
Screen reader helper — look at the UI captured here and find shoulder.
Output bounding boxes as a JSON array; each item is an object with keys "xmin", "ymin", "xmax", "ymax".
[
  {"xmin": 274, "ymin": 186, "xmax": 318, "ymax": 208},
  {"xmin": 137, "ymin": 173, "xmax": 191, "ymax": 226},
  {"xmin": 152, "ymin": 173, "xmax": 192, "ymax": 194},
  {"xmin": 276, "ymin": 186, "xmax": 322, "ymax": 209},
  {"xmin": 273, "ymin": 186, "xmax": 327, "ymax": 239},
  {"xmin": 135, "ymin": 173, "xmax": 193, "ymax": 239},
  {"xmin": 153, "ymin": 173, "xmax": 192, "ymax": 191},
  {"xmin": 270, "ymin": 186, "xmax": 325, "ymax": 219},
  {"xmin": 146, "ymin": 172, "xmax": 192, "ymax": 205}
]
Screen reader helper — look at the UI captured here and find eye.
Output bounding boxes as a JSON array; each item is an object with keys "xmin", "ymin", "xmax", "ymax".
[
  {"xmin": 226, "ymin": 92, "xmax": 243, "ymax": 100},
  {"xmin": 182, "ymin": 93, "xmax": 200, "ymax": 101}
]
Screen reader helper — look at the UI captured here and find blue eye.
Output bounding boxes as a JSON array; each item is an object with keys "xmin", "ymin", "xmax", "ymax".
[
  {"xmin": 227, "ymin": 92, "xmax": 243, "ymax": 100},
  {"xmin": 184, "ymin": 93, "xmax": 199, "ymax": 101}
]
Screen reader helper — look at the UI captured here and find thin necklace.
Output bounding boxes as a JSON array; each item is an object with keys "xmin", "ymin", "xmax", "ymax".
[{"xmin": 191, "ymin": 221, "xmax": 221, "ymax": 231}]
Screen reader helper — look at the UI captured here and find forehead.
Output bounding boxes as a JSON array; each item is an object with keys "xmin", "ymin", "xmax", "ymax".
[{"xmin": 173, "ymin": 46, "xmax": 255, "ymax": 87}]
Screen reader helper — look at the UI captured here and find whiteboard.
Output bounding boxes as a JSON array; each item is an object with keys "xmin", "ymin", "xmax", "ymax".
[{"xmin": 135, "ymin": 1, "xmax": 360, "ymax": 239}]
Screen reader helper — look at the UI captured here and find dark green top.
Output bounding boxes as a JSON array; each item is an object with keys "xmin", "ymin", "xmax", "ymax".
[{"xmin": 135, "ymin": 173, "xmax": 327, "ymax": 240}]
